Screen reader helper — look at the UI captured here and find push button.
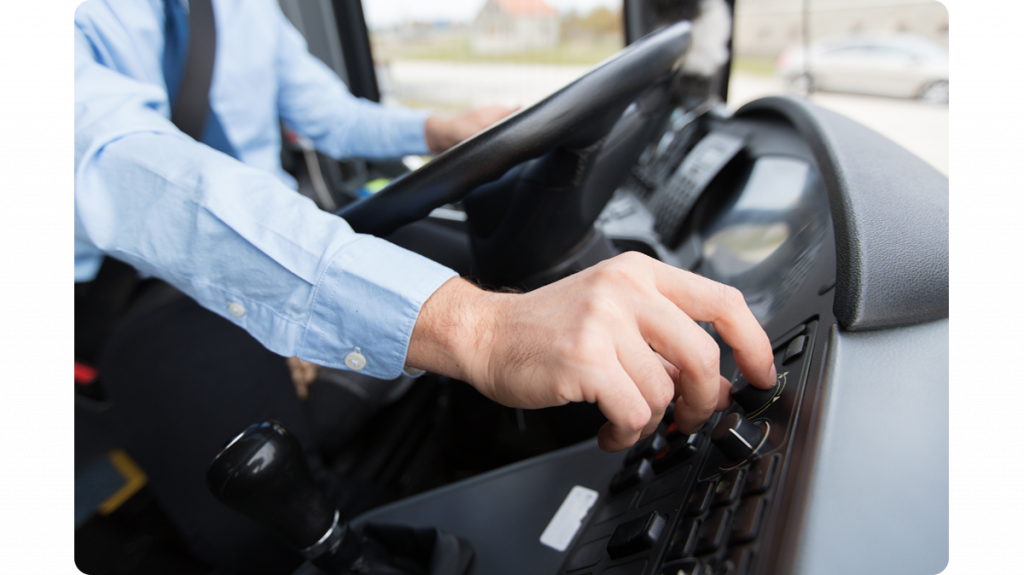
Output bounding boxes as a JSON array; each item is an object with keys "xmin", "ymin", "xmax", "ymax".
[
  {"xmin": 609, "ymin": 459, "xmax": 654, "ymax": 495},
  {"xmin": 664, "ymin": 422, "xmax": 685, "ymax": 442},
  {"xmin": 564, "ymin": 537, "xmax": 607, "ymax": 571},
  {"xmin": 685, "ymin": 481, "xmax": 716, "ymax": 516},
  {"xmin": 731, "ymin": 497, "xmax": 767, "ymax": 544},
  {"xmin": 664, "ymin": 517, "xmax": 701, "ymax": 562},
  {"xmin": 744, "ymin": 455, "xmax": 778, "ymax": 495},
  {"xmin": 695, "ymin": 507, "xmax": 731, "ymax": 555},
  {"xmin": 782, "ymin": 334, "xmax": 807, "ymax": 365},
  {"xmin": 639, "ymin": 464, "xmax": 690, "ymax": 507},
  {"xmin": 730, "ymin": 374, "xmax": 783, "ymax": 418},
  {"xmin": 652, "ymin": 434, "xmax": 699, "ymax": 473},
  {"xmin": 606, "ymin": 512, "xmax": 667, "ymax": 560},
  {"xmin": 728, "ymin": 547, "xmax": 755, "ymax": 575},
  {"xmin": 713, "ymin": 468, "xmax": 745, "ymax": 506},
  {"xmin": 625, "ymin": 429, "xmax": 668, "ymax": 465},
  {"xmin": 594, "ymin": 492, "xmax": 637, "ymax": 524}
]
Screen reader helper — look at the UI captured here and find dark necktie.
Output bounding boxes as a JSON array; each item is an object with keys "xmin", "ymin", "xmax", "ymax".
[{"xmin": 162, "ymin": 0, "xmax": 238, "ymax": 158}]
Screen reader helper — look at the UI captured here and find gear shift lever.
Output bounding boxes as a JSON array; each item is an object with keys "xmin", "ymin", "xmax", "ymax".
[{"xmin": 206, "ymin": 421, "xmax": 361, "ymax": 573}]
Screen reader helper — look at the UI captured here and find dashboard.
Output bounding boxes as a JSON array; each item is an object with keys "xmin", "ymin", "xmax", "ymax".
[{"xmin": 327, "ymin": 95, "xmax": 949, "ymax": 575}]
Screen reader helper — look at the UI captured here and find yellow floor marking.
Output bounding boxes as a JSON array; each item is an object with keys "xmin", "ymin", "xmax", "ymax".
[{"xmin": 97, "ymin": 449, "xmax": 148, "ymax": 516}]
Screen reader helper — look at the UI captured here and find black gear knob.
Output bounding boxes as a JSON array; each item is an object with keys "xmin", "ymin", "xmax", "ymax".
[{"xmin": 206, "ymin": 421, "xmax": 360, "ymax": 571}]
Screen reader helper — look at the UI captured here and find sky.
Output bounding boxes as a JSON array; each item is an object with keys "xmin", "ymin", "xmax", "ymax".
[{"xmin": 363, "ymin": 0, "xmax": 620, "ymax": 29}]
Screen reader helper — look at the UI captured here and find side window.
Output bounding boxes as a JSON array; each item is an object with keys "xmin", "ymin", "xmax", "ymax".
[{"xmin": 362, "ymin": 0, "xmax": 624, "ymax": 112}]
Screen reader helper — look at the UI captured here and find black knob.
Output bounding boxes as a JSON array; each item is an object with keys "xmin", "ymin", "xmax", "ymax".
[
  {"xmin": 730, "ymin": 373, "xmax": 783, "ymax": 418},
  {"xmin": 206, "ymin": 421, "xmax": 353, "ymax": 554},
  {"xmin": 711, "ymin": 413, "xmax": 765, "ymax": 463}
]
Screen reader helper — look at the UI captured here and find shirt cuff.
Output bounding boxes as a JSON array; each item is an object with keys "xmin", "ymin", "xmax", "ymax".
[
  {"xmin": 387, "ymin": 107, "xmax": 432, "ymax": 156},
  {"xmin": 297, "ymin": 235, "xmax": 457, "ymax": 379}
]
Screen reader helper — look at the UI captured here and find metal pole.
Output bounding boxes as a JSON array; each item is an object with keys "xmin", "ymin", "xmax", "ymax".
[{"xmin": 802, "ymin": 0, "xmax": 812, "ymax": 94}]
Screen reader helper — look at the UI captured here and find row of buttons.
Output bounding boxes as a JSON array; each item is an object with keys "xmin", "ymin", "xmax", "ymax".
[
  {"xmin": 565, "ymin": 453, "xmax": 777, "ymax": 575},
  {"xmin": 564, "ymin": 417, "xmax": 703, "ymax": 573},
  {"xmin": 562, "ymin": 321, "xmax": 808, "ymax": 575},
  {"xmin": 661, "ymin": 455, "xmax": 778, "ymax": 574},
  {"xmin": 611, "ymin": 421, "xmax": 706, "ymax": 499},
  {"xmin": 655, "ymin": 327, "xmax": 808, "ymax": 574}
]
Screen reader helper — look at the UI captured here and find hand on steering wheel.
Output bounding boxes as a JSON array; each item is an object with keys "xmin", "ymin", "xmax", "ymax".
[{"xmin": 337, "ymin": 21, "xmax": 697, "ymax": 238}]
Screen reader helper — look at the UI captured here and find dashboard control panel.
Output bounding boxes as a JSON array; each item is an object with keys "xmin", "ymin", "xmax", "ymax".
[
  {"xmin": 556, "ymin": 321, "xmax": 818, "ymax": 575},
  {"xmin": 347, "ymin": 96, "xmax": 947, "ymax": 575}
]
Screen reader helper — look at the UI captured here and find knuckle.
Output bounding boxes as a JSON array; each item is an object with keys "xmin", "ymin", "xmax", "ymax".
[
  {"xmin": 654, "ymin": 380, "xmax": 675, "ymax": 409},
  {"xmin": 552, "ymin": 379, "xmax": 580, "ymax": 405},
  {"xmin": 615, "ymin": 250, "xmax": 648, "ymax": 266},
  {"xmin": 718, "ymin": 284, "xmax": 747, "ymax": 314},
  {"xmin": 592, "ymin": 263, "xmax": 632, "ymax": 287},
  {"xmin": 694, "ymin": 399, "xmax": 716, "ymax": 419},
  {"xmin": 679, "ymin": 394, "xmax": 715, "ymax": 421},
  {"xmin": 578, "ymin": 293, "xmax": 616, "ymax": 319},
  {"xmin": 624, "ymin": 403, "xmax": 652, "ymax": 433},
  {"xmin": 552, "ymin": 324, "xmax": 580, "ymax": 350},
  {"xmin": 692, "ymin": 336, "xmax": 720, "ymax": 379},
  {"xmin": 594, "ymin": 254, "xmax": 649, "ymax": 287}
]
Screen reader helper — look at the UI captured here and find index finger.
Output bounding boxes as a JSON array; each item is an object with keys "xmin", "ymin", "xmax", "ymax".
[{"xmin": 653, "ymin": 266, "xmax": 776, "ymax": 390}]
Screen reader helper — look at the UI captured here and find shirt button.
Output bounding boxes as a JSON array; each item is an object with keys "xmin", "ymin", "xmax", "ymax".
[
  {"xmin": 228, "ymin": 302, "xmax": 246, "ymax": 317},
  {"xmin": 345, "ymin": 350, "xmax": 367, "ymax": 371}
]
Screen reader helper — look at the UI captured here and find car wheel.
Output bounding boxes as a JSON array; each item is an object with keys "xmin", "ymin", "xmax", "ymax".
[
  {"xmin": 919, "ymin": 80, "xmax": 949, "ymax": 104},
  {"xmin": 788, "ymin": 73, "xmax": 814, "ymax": 97}
]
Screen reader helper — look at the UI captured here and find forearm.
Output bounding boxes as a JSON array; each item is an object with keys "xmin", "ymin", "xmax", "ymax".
[
  {"xmin": 75, "ymin": 19, "xmax": 461, "ymax": 376},
  {"xmin": 272, "ymin": 6, "xmax": 430, "ymax": 159}
]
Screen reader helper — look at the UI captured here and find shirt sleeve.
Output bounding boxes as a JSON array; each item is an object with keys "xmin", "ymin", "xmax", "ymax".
[
  {"xmin": 271, "ymin": 4, "xmax": 431, "ymax": 160},
  {"xmin": 74, "ymin": 24, "xmax": 457, "ymax": 378}
]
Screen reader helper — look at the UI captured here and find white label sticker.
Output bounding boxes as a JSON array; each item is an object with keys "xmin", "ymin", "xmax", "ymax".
[{"xmin": 539, "ymin": 485, "xmax": 599, "ymax": 552}]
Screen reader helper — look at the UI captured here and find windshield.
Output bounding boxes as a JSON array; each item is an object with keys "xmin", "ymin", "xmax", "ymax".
[
  {"xmin": 730, "ymin": 0, "xmax": 949, "ymax": 175},
  {"xmin": 363, "ymin": 0, "xmax": 624, "ymax": 113}
]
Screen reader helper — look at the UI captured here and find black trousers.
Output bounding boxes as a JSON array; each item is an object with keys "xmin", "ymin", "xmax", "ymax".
[{"xmin": 95, "ymin": 220, "xmax": 473, "ymax": 573}]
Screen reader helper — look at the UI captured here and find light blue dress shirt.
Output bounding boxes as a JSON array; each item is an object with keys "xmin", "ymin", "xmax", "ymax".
[{"xmin": 74, "ymin": 0, "xmax": 458, "ymax": 378}]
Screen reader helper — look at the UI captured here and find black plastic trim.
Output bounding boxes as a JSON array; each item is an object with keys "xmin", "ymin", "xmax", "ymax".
[
  {"xmin": 735, "ymin": 96, "xmax": 948, "ymax": 330},
  {"xmin": 329, "ymin": 0, "xmax": 380, "ymax": 102}
]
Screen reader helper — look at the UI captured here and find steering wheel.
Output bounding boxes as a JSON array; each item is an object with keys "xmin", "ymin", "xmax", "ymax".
[{"xmin": 337, "ymin": 21, "xmax": 693, "ymax": 241}]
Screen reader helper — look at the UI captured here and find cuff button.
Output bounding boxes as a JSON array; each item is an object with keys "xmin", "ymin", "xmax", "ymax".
[
  {"xmin": 345, "ymin": 350, "xmax": 367, "ymax": 371},
  {"xmin": 228, "ymin": 302, "xmax": 246, "ymax": 317}
]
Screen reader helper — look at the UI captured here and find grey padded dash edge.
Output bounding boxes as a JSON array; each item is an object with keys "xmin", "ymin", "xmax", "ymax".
[
  {"xmin": 735, "ymin": 96, "xmax": 949, "ymax": 331},
  {"xmin": 787, "ymin": 320, "xmax": 949, "ymax": 575},
  {"xmin": 349, "ymin": 438, "xmax": 628, "ymax": 575}
]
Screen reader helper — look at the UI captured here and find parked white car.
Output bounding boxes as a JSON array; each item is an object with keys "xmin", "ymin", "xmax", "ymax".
[{"xmin": 775, "ymin": 34, "xmax": 949, "ymax": 103}]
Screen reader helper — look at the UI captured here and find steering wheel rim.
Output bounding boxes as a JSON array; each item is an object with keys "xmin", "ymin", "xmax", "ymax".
[{"xmin": 337, "ymin": 21, "xmax": 693, "ymax": 238}]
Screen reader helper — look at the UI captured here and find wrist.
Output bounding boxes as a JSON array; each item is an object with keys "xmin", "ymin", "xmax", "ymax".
[
  {"xmin": 406, "ymin": 277, "xmax": 510, "ymax": 391},
  {"xmin": 424, "ymin": 116, "xmax": 451, "ymax": 154}
]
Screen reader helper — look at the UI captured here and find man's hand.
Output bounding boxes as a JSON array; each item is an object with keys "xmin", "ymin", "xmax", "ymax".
[
  {"xmin": 424, "ymin": 105, "xmax": 518, "ymax": 154},
  {"xmin": 405, "ymin": 252, "xmax": 776, "ymax": 453}
]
